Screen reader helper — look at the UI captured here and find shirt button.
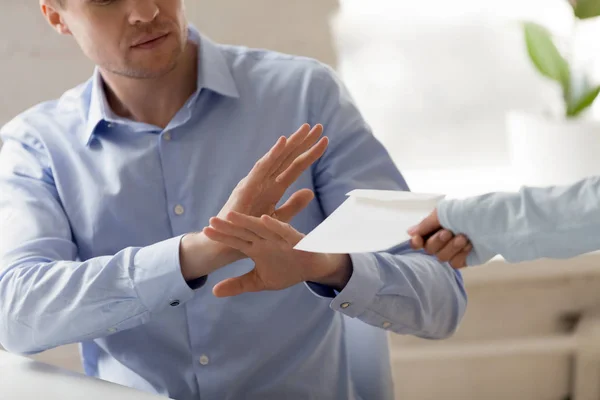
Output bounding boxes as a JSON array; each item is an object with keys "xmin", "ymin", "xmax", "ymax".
[
  {"xmin": 341, "ymin": 302, "xmax": 351, "ymax": 309},
  {"xmin": 174, "ymin": 205, "xmax": 185, "ymax": 215},
  {"xmin": 199, "ymin": 355, "xmax": 210, "ymax": 365},
  {"xmin": 163, "ymin": 131, "xmax": 172, "ymax": 141},
  {"xmin": 170, "ymin": 300, "xmax": 180, "ymax": 307},
  {"xmin": 106, "ymin": 122, "xmax": 113, "ymax": 129},
  {"xmin": 382, "ymin": 321, "xmax": 392, "ymax": 329}
]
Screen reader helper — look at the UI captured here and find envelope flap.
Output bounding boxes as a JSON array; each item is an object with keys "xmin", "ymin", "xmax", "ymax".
[{"xmin": 346, "ymin": 189, "xmax": 445, "ymax": 204}]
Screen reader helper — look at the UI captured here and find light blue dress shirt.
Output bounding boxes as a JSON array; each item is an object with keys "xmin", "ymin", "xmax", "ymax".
[
  {"xmin": 0, "ymin": 27, "xmax": 466, "ymax": 400},
  {"xmin": 439, "ymin": 176, "xmax": 600, "ymax": 266}
]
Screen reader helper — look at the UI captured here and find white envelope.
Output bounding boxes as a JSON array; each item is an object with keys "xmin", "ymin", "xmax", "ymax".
[{"xmin": 294, "ymin": 190, "xmax": 445, "ymax": 254}]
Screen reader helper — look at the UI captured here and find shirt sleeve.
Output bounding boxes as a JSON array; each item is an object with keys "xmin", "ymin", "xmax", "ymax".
[
  {"xmin": 437, "ymin": 176, "xmax": 600, "ymax": 266},
  {"xmin": 306, "ymin": 64, "xmax": 467, "ymax": 339},
  {"xmin": 0, "ymin": 130, "xmax": 198, "ymax": 354}
]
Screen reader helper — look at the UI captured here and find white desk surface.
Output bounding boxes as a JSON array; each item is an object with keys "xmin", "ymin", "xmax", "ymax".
[{"xmin": 0, "ymin": 350, "xmax": 170, "ymax": 400}]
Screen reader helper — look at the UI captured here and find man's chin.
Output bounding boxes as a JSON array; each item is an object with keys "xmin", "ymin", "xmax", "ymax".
[{"xmin": 116, "ymin": 61, "xmax": 179, "ymax": 80}]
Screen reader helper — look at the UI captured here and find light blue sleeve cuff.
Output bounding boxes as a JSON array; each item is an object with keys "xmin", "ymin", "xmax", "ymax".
[
  {"xmin": 132, "ymin": 235, "xmax": 195, "ymax": 313},
  {"xmin": 437, "ymin": 199, "xmax": 460, "ymax": 233},
  {"xmin": 329, "ymin": 253, "xmax": 383, "ymax": 318},
  {"xmin": 438, "ymin": 199, "xmax": 497, "ymax": 267}
]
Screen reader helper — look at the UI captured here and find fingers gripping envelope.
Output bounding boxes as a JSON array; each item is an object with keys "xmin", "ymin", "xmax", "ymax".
[{"xmin": 294, "ymin": 190, "xmax": 445, "ymax": 254}]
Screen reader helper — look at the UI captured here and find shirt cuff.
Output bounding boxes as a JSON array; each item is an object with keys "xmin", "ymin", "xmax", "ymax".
[
  {"xmin": 305, "ymin": 281, "xmax": 337, "ymax": 298},
  {"xmin": 439, "ymin": 199, "xmax": 497, "ymax": 266},
  {"xmin": 437, "ymin": 199, "xmax": 461, "ymax": 233},
  {"xmin": 132, "ymin": 235, "xmax": 196, "ymax": 313},
  {"xmin": 329, "ymin": 253, "xmax": 383, "ymax": 318}
]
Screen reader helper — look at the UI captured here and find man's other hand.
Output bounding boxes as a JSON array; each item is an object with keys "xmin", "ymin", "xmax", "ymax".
[
  {"xmin": 204, "ymin": 212, "xmax": 352, "ymax": 297},
  {"xmin": 218, "ymin": 123, "xmax": 327, "ymax": 223}
]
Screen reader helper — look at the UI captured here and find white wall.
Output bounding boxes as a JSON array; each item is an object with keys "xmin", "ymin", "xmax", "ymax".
[{"xmin": 332, "ymin": 0, "xmax": 600, "ymax": 171}]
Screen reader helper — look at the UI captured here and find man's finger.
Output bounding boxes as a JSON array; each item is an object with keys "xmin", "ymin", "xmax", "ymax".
[
  {"xmin": 209, "ymin": 217, "xmax": 261, "ymax": 242},
  {"xmin": 261, "ymin": 215, "xmax": 304, "ymax": 245},
  {"xmin": 247, "ymin": 136, "xmax": 287, "ymax": 181},
  {"xmin": 424, "ymin": 229, "xmax": 454, "ymax": 255},
  {"xmin": 273, "ymin": 124, "xmax": 324, "ymax": 178},
  {"xmin": 408, "ymin": 209, "xmax": 442, "ymax": 237},
  {"xmin": 267, "ymin": 124, "xmax": 312, "ymax": 177},
  {"xmin": 203, "ymin": 227, "xmax": 252, "ymax": 252},
  {"xmin": 449, "ymin": 243, "xmax": 473, "ymax": 269},
  {"xmin": 410, "ymin": 235, "xmax": 425, "ymax": 250},
  {"xmin": 276, "ymin": 137, "xmax": 329, "ymax": 187},
  {"xmin": 213, "ymin": 270, "xmax": 264, "ymax": 298},
  {"xmin": 272, "ymin": 189, "xmax": 315, "ymax": 223},
  {"xmin": 436, "ymin": 235, "xmax": 469, "ymax": 262},
  {"xmin": 228, "ymin": 212, "xmax": 286, "ymax": 244}
]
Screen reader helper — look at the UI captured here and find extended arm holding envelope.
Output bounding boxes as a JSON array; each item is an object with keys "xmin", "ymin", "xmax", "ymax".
[
  {"xmin": 206, "ymin": 65, "xmax": 467, "ymax": 339},
  {"xmin": 410, "ymin": 176, "xmax": 600, "ymax": 267}
]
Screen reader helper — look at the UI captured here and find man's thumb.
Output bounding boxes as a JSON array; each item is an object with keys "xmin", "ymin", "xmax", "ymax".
[
  {"xmin": 272, "ymin": 189, "xmax": 314, "ymax": 223},
  {"xmin": 213, "ymin": 271, "xmax": 264, "ymax": 298},
  {"xmin": 407, "ymin": 209, "xmax": 441, "ymax": 236}
]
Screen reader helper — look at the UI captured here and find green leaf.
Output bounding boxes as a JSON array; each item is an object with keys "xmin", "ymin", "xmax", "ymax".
[
  {"xmin": 567, "ymin": 85, "xmax": 600, "ymax": 117},
  {"xmin": 571, "ymin": 0, "xmax": 600, "ymax": 19},
  {"xmin": 523, "ymin": 22, "xmax": 571, "ymax": 96}
]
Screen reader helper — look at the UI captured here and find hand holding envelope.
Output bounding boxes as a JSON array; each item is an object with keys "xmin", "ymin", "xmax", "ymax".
[
  {"xmin": 295, "ymin": 189, "xmax": 472, "ymax": 268},
  {"xmin": 407, "ymin": 208, "xmax": 472, "ymax": 269}
]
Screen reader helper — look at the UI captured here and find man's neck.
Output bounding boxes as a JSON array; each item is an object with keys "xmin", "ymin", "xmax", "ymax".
[{"xmin": 100, "ymin": 43, "xmax": 198, "ymax": 129}]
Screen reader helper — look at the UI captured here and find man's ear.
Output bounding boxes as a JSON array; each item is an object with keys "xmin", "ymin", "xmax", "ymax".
[{"xmin": 40, "ymin": 1, "xmax": 72, "ymax": 35}]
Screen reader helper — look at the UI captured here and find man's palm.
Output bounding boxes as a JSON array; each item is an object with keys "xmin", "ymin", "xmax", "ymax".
[{"xmin": 218, "ymin": 124, "xmax": 326, "ymax": 223}]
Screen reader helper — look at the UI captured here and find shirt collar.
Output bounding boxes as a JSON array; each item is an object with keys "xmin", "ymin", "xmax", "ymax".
[
  {"xmin": 191, "ymin": 26, "xmax": 239, "ymax": 100},
  {"xmin": 80, "ymin": 25, "xmax": 239, "ymax": 146}
]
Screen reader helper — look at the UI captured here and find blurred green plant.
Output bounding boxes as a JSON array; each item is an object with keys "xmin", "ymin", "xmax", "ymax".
[{"xmin": 524, "ymin": 0, "xmax": 600, "ymax": 117}]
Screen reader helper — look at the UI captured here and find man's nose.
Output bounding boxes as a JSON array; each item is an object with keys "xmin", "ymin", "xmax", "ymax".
[{"xmin": 128, "ymin": 0, "xmax": 160, "ymax": 25}]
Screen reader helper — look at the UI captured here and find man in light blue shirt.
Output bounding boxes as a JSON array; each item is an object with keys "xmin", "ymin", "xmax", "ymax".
[{"xmin": 0, "ymin": 1, "xmax": 467, "ymax": 399}]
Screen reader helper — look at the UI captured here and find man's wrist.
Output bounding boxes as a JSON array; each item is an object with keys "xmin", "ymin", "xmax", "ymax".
[
  {"xmin": 310, "ymin": 254, "xmax": 353, "ymax": 292},
  {"xmin": 179, "ymin": 232, "xmax": 242, "ymax": 281}
]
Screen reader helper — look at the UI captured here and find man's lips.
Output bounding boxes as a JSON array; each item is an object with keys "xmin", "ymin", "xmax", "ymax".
[{"xmin": 131, "ymin": 32, "xmax": 169, "ymax": 48}]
